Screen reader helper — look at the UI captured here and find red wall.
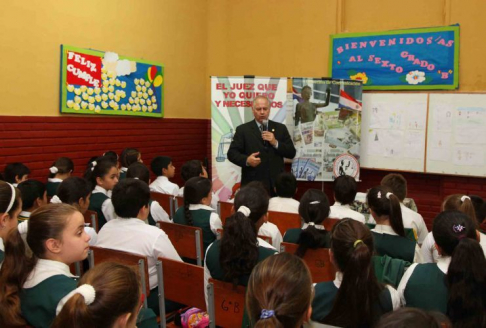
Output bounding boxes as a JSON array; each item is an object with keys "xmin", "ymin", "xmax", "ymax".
[
  {"xmin": 0, "ymin": 116, "xmax": 210, "ymax": 187},
  {"xmin": 1, "ymin": 116, "xmax": 484, "ymax": 227}
]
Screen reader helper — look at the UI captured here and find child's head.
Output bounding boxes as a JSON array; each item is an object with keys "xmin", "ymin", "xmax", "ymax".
[
  {"xmin": 377, "ymin": 308, "xmax": 452, "ymax": 328},
  {"xmin": 324, "ymin": 219, "xmax": 382, "ymax": 327},
  {"xmin": 442, "ymin": 194, "xmax": 477, "ymax": 225},
  {"xmin": 126, "ymin": 162, "xmax": 150, "ymax": 184},
  {"xmin": 120, "ymin": 148, "xmax": 142, "ymax": 168},
  {"xmin": 49, "ymin": 157, "xmax": 74, "ymax": 179},
  {"xmin": 57, "ymin": 177, "xmax": 92, "ymax": 214},
  {"xmin": 246, "ymin": 253, "xmax": 313, "ymax": 328},
  {"xmin": 380, "ymin": 173, "xmax": 407, "ymax": 202},
  {"xmin": 151, "ymin": 156, "xmax": 174, "ymax": 178},
  {"xmin": 182, "ymin": 177, "xmax": 212, "ymax": 226},
  {"xmin": 84, "ymin": 156, "xmax": 119, "ymax": 191},
  {"xmin": 112, "ymin": 179, "xmax": 150, "ymax": 219},
  {"xmin": 180, "ymin": 160, "xmax": 207, "ymax": 182},
  {"xmin": 367, "ymin": 186, "xmax": 405, "ymax": 237},
  {"xmin": 4, "ymin": 163, "xmax": 30, "ymax": 184},
  {"xmin": 299, "ymin": 189, "xmax": 330, "ymax": 225},
  {"xmin": 275, "ymin": 172, "xmax": 297, "ymax": 198},
  {"xmin": 333, "ymin": 175, "xmax": 358, "ymax": 205},
  {"xmin": 52, "ymin": 262, "xmax": 141, "ymax": 328},
  {"xmin": 103, "ymin": 150, "xmax": 120, "ymax": 168},
  {"xmin": 17, "ymin": 180, "xmax": 47, "ymax": 212},
  {"xmin": 432, "ymin": 210, "xmax": 486, "ymax": 327},
  {"xmin": 0, "ymin": 181, "xmax": 22, "ymax": 240}
]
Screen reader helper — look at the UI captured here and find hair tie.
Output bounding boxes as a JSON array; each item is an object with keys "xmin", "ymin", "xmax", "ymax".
[
  {"xmin": 49, "ymin": 166, "xmax": 59, "ymax": 174},
  {"xmin": 309, "ymin": 200, "xmax": 320, "ymax": 205},
  {"xmin": 377, "ymin": 191, "xmax": 382, "ymax": 199},
  {"xmin": 4, "ymin": 183, "xmax": 16, "ymax": 213},
  {"xmin": 353, "ymin": 239, "xmax": 364, "ymax": 248},
  {"xmin": 385, "ymin": 192, "xmax": 393, "ymax": 199},
  {"xmin": 308, "ymin": 222, "xmax": 315, "ymax": 226},
  {"xmin": 56, "ymin": 284, "xmax": 96, "ymax": 315},
  {"xmin": 50, "ymin": 195, "xmax": 62, "ymax": 204},
  {"xmin": 91, "ymin": 161, "xmax": 97, "ymax": 171},
  {"xmin": 260, "ymin": 309, "xmax": 275, "ymax": 319},
  {"xmin": 452, "ymin": 224, "xmax": 465, "ymax": 234},
  {"xmin": 237, "ymin": 205, "xmax": 251, "ymax": 217},
  {"xmin": 460, "ymin": 195, "xmax": 470, "ymax": 203}
]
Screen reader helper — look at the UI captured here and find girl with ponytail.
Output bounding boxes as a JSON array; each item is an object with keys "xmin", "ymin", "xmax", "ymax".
[
  {"xmin": 283, "ymin": 189, "xmax": 331, "ymax": 257},
  {"xmin": 204, "ymin": 182, "xmax": 277, "ymax": 306},
  {"xmin": 367, "ymin": 186, "xmax": 423, "ymax": 263},
  {"xmin": 46, "ymin": 157, "xmax": 74, "ymax": 197},
  {"xmin": 312, "ymin": 218, "xmax": 400, "ymax": 326},
  {"xmin": 246, "ymin": 253, "xmax": 313, "ymax": 328},
  {"xmin": 422, "ymin": 194, "xmax": 486, "ymax": 263},
  {"xmin": 52, "ymin": 262, "xmax": 157, "ymax": 328},
  {"xmin": 119, "ymin": 148, "xmax": 142, "ymax": 180},
  {"xmin": 0, "ymin": 203, "xmax": 91, "ymax": 327},
  {"xmin": 0, "ymin": 181, "xmax": 22, "ymax": 267},
  {"xmin": 398, "ymin": 210, "xmax": 486, "ymax": 326},
  {"xmin": 173, "ymin": 176, "xmax": 222, "ymax": 256}
]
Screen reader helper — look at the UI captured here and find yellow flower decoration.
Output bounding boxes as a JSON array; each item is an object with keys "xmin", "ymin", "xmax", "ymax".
[{"xmin": 350, "ymin": 72, "xmax": 368, "ymax": 85}]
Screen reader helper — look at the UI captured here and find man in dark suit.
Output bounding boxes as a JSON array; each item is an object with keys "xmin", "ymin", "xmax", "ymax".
[{"xmin": 227, "ymin": 96, "xmax": 296, "ymax": 193}]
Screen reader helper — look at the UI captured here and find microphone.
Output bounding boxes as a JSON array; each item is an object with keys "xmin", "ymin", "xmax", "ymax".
[{"xmin": 262, "ymin": 119, "xmax": 268, "ymax": 146}]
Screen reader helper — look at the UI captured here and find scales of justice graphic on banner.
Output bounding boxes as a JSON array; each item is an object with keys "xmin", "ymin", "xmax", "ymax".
[
  {"xmin": 211, "ymin": 76, "xmax": 288, "ymax": 201},
  {"xmin": 288, "ymin": 78, "xmax": 363, "ymax": 182}
]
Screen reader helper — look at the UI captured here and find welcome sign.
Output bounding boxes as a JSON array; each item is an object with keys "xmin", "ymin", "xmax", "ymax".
[{"xmin": 329, "ymin": 25, "xmax": 459, "ymax": 90}]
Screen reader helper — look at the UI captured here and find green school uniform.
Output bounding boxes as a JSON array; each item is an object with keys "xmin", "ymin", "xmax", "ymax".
[
  {"xmin": 283, "ymin": 227, "xmax": 331, "ymax": 248},
  {"xmin": 173, "ymin": 206, "xmax": 216, "ymax": 255},
  {"xmin": 0, "ymin": 248, "xmax": 4, "ymax": 265},
  {"xmin": 372, "ymin": 231, "xmax": 416, "ymax": 263},
  {"xmin": 311, "ymin": 278, "xmax": 394, "ymax": 324},
  {"xmin": 89, "ymin": 192, "xmax": 109, "ymax": 229},
  {"xmin": 119, "ymin": 168, "xmax": 127, "ymax": 180},
  {"xmin": 404, "ymin": 263, "xmax": 448, "ymax": 313},
  {"xmin": 46, "ymin": 181, "xmax": 61, "ymax": 197}
]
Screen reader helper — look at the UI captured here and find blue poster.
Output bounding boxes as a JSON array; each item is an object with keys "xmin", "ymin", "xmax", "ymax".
[{"xmin": 329, "ymin": 25, "xmax": 459, "ymax": 90}]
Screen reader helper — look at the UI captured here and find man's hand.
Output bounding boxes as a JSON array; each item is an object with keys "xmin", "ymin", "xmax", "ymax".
[
  {"xmin": 246, "ymin": 152, "xmax": 261, "ymax": 167},
  {"xmin": 262, "ymin": 131, "xmax": 277, "ymax": 147}
]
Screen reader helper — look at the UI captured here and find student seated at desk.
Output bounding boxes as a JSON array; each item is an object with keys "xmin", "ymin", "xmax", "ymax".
[
  {"xmin": 329, "ymin": 175, "xmax": 365, "ymax": 223},
  {"xmin": 46, "ymin": 157, "xmax": 74, "ymax": 197},
  {"xmin": 381, "ymin": 173, "xmax": 428, "ymax": 244},
  {"xmin": 283, "ymin": 189, "xmax": 331, "ymax": 257},
  {"xmin": 3, "ymin": 162, "xmax": 30, "ymax": 187},
  {"xmin": 178, "ymin": 159, "xmax": 219, "ymax": 211},
  {"xmin": 119, "ymin": 148, "xmax": 142, "ymax": 180},
  {"xmin": 398, "ymin": 210, "xmax": 486, "ymax": 326},
  {"xmin": 367, "ymin": 186, "xmax": 423, "ymax": 263},
  {"xmin": 268, "ymin": 172, "xmax": 300, "ymax": 214},
  {"xmin": 149, "ymin": 156, "xmax": 179, "ymax": 196}
]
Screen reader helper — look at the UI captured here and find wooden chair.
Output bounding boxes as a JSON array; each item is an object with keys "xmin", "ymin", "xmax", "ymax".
[
  {"xmin": 174, "ymin": 196, "xmax": 184, "ymax": 211},
  {"xmin": 219, "ymin": 201, "xmax": 233, "ymax": 225},
  {"xmin": 267, "ymin": 211, "xmax": 301, "ymax": 236},
  {"xmin": 323, "ymin": 218, "xmax": 340, "ymax": 231},
  {"xmin": 88, "ymin": 246, "xmax": 150, "ymax": 308},
  {"xmin": 159, "ymin": 222, "xmax": 204, "ymax": 266},
  {"xmin": 150, "ymin": 192, "xmax": 175, "ymax": 218},
  {"xmin": 84, "ymin": 210, "xmax": 99, "ymax": 232},
  {"xmin": 280, "ymin": 242, "xmax": 336, "ymax": 283},
  {"xmin": 216, "ymin": 228, "xmax": 273, "ymax": 246},
  {"xmin": 207, "ymin": 278, "xmax": 246, "ymax": 328},
  {"xmin": 156, "ymin": 258, "xmax": 206, "ymax": 328}
]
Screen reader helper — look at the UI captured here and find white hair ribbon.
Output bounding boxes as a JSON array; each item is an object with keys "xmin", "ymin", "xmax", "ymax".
[
  {"xmin": 49, "ymin": 166, "xmax": 59, "ymax": 174},
  {"xmin": 237, "ymin": 205, "xmax": 251, "ymax": 217},
  {"xmin": 460, "ymin": 195, "xmax": 470, "ymax": 202},
  {"xmin": 377, "ymin": 191, "xmax": 382, "ymax": 199},
  {"xmin": 50, "ymin": 195, "xmax": 62, "ymax": 204},
  {"xmin": 386, "ymin": 192, "xmax": 393, "ymax": 200},
  {"xmin": 56, "ymin": 284, "xmax": 96, "ymax": 315},
  {"xmin": 308, "ymin": 222, "xmax": 315, "ymax": 226},
  {"xmin": 91, "ymin": 161, "xmax": 97, "ymax": 171},
  {"xmin": 309, "ymin": 201, "xmax": 321, "ymax": 205},
  {"xmin": 4, "ymin": 183, "xmax": 16, "ymax": 213}
]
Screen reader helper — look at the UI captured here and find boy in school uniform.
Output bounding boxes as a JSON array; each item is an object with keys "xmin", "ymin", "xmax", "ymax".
[
  {"xmin": 4, "ymin": 162, "xmax": 30, "ymax": 186},
  {"xmin": 268, "ymin": 172, "xmax": 300, "ymax": 214},
  {"xmin": 381, "ymin": 173, "xmax": 428, "ymax": 244},
  {"xmin": 329, "ymin": 175, "xmax": 365, "ymax": 223},
  {"xmin": 17, "ymin": 180, "xmax": 48, "ymax": 222},
  {"xmin": 149, "ymin": 156, "xmax": 180, "ymax": 196},
  {"xmin": 96, "ymin": 178, "xmax": 182, "ymax": 315}
]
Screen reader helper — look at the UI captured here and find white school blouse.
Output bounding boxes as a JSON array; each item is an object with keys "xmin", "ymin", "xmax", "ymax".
[
  {"xmin": 329, "ymin": 202, "xmax": 366, "ymax": 223},
  {"xmin": 421, "ymin": 230, "xmax": 486, "ymax": 263},
  {"xmin": 268, "ymin": 197, "xmax": 300, "ymax": 214},
  {"xmin": 96, "ymin": 218, "xmax": 182, "ymax": 289},
  {"xmin": 372, "ymin": 224, "xmax": 425, "ymax": 263},
  {"xmin": 400, "ymin": 204, "xmax": 428, "ymax": 244},
  {"xmin": 91, "ymin": 185, "xmax": 117, "ymax": 222},
  {"xmin": 149, "ymin": 176, "xmax": 180, "ymax": 196}
]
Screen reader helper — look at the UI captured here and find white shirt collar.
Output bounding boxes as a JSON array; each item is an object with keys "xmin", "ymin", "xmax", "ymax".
[
  {"xmin": 120, "ymin": 167, "xmax": 128, "ymax": 173},
  {"xmin": 24, "ymin": 258, "xmax": 76, "ymax": 288},
  {"xmin": 333, "ymin": 271, "xmax": 344, "ymax": 288},
  {"xmin": 19, "ymin": 211, "xmax": 31, "ymax": 218},
  {"xmin": 189, "ymin": 204, "xmax": 215, "ymax": 212},
  {"xmin": 372, "ymin": 224, "xmax": 398, "ymax": 236},
  {"xmin": 0, "ymin": 238, "xmax": 4, "ymax": 252},
  {"xmin": 93, "ymin": 185, "xmax": 109, "ymax": 195},
  {"xmin": 437, "ymin": 256, "xmax": 451, "ymax": 274},
  {"xmin": 155, "ymin": 176, "xmax": 169, "ymax": 182},
  {"xmin": 332, "ymin": 201, "xmax": 351, "ymax": 209},
  {"xmin": 48, "ymin": 178, "xmax": 63, "ymax": 183}
]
